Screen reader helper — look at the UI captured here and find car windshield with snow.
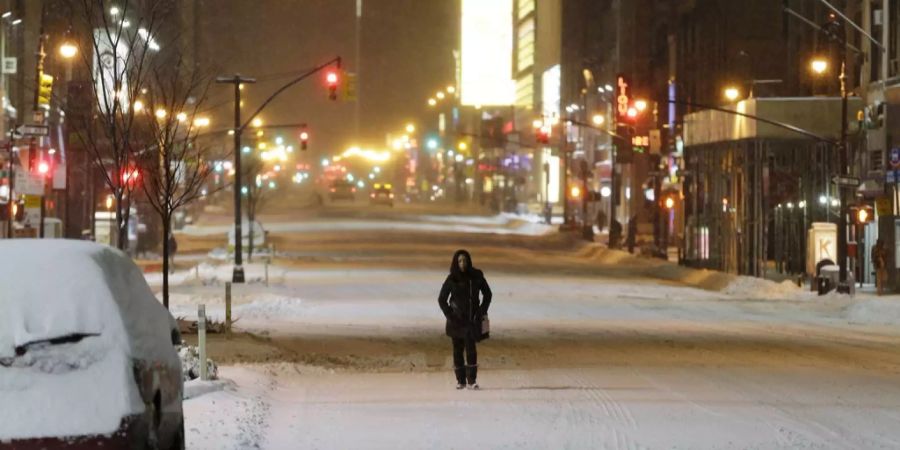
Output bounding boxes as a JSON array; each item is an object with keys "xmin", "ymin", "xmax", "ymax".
[{"xmin": 0, "ymin": 240, "xmax": 184, "ymax": 449}]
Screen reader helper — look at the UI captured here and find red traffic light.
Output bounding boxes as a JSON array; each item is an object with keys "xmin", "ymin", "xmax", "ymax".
[
  {"xmin": 37, "ymin": 160, "xmax": 50, "ymax": 175},
  {"xmin": 300, "ymin": 130, "xmax": 309, "ymax": 150},
  {"xmin": 122, "ymin": 168, "xmax": 140, "ymax": 185},
  {"xmin": 325, "ymin": 70, "xmax": 340, "ymax": 101}
]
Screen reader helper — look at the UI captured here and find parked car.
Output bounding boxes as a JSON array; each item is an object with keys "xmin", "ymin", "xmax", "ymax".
[
  {"xmin": 329, "ymin": 180, "xmax": 356, "ymax": 202},
  {"xmin": 370, "ymin": 183, "xmax": 394, "ymax": 207},
  {"xmin": 0, "ymin": 240, "xmax": 184, "ymax": 449}
]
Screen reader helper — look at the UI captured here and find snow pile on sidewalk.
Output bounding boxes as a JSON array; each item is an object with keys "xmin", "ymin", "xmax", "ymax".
[
  {"xmin": 183, "ymin": 378, "xmax": 233, "ymax": 400},
  {"xmin": 723, "ymin": 276, "xmax": 806, "ymax": 300},
  {"xmin": 178, "ymin": 344, "xmax": 218, "ymax": 381}
]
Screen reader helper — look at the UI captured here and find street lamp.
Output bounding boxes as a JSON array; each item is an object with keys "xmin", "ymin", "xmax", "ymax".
[
  {"xmin": 723, "ymin": 87, "xmax": 741, "ymax": 101},
  {"xmin": 810, "ymin": 58, "xmax": 829, "ymax": 75},
  {"xmin": 591, "ymin": 114, "xmax": 605, "ymax": 126},
  {"xmin": 405, "ymin": 123, "xmax": 415, "ymax": 133},
  {"xmin": 59, "ymin": 42, "xmax": 77, "ymax": 59},
  {"xmin": 436, "ymin": 91, "xmax": 446, "ymax": 100},
  {"xmin": 428, "ymin": 98, "xmax": 437, "ymax": 107},
  {"xmin": 251, "ymin": 117, "xmax": 263, "ymax": 127}
]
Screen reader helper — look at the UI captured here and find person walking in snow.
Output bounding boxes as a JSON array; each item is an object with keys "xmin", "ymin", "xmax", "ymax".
[
  {"xmin": 872, "ymin": 238, "xmax": 888, "ymax": 295},
  {"xmin": 438, "ymin": 249, "xmax": 492, "ymax": 390}
]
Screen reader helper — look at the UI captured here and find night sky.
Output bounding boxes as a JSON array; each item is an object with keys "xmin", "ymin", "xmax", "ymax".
[{"xmin": 195, "ymin": 0, "xmax": 458, "ymax": 157}]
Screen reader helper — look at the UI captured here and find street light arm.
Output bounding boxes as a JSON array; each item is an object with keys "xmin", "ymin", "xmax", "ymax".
[{"xmin": 240, "ymin": 56, "xmax": 341, "ymax": 132}]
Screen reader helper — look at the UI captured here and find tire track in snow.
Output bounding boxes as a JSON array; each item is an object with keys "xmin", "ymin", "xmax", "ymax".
[{"xmin": 562, "ymin": 371, "xmax": 643, "ymax": 450}]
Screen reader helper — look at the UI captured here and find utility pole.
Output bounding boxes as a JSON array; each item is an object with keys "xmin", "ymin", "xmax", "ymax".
[
  {"xmin": 837, "ymin": 47, "xmax": 850, "ymax": 289},
  {"xmin": 215, "ymin": 75, "xmax": 256, "ymax": 284}
]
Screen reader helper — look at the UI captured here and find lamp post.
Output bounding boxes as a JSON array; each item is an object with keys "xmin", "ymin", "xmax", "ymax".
[
  {"xmin": 215, "ymin": 74, "xmax": 256, "ymax": 283},
  {"xmin": 810, "ymin": 17, "xmax": 850, "ymax": 291}
]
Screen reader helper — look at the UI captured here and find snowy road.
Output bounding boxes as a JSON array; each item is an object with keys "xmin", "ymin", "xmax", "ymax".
[{"xmin": 165, "ymin": 206, "xmax": 900, "ymax": 449}]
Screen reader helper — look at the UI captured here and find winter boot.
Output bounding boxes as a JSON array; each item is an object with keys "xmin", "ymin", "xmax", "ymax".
[
  {"xmin": 465, "ymin": 364, "xmax": 478, "ymax": 387},
  {"xmin": 454, "ymin": 366, "xmax": 466, "ymax": 388}
]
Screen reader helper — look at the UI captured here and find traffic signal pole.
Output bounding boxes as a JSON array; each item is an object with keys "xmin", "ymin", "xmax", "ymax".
[
  {"xmin": 215, "ymin": 75, "xmax": 256, "ymax": 284},
  {"xmin": 216, "ymin": 56, "xmax": 341, "ymax": 283}
]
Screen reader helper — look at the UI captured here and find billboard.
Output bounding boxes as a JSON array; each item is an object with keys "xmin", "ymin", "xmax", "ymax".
[{"xmin": 460, "ymin": 0, "xmax": 514, "ymax": 106}]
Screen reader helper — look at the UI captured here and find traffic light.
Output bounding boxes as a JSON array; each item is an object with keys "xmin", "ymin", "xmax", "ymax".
[
  {"xmin": 664, "ymin": 196, "xmax": 675, "ymax": 210},
  {"xmin": 37, "ymin": 72, "xmax": 54, "ymax": 109},
  {"xmin": 854, "ymin": 205, "xmax": 874, "ymax": 224},
  {"xmin": 300, "ymin": 130, "xmax": 309, "ymax": 150},
  {"xmin": 536, "ymin": 125, "xmax": 551, "ymax": 144},
  {"xmin": 122, "ymin": 167, "xmax": 140, "ymax": 187},
  {"xmin": 325, "ymin": 70, "xmax": 340, "ymax": 101}
]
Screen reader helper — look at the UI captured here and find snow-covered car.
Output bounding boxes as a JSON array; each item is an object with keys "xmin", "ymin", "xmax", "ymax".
[{"xmin": 0, "ymin": 240, "xmax": 184, "ymax": 449}]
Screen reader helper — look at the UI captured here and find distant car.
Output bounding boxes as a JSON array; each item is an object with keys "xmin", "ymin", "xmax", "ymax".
[
  {"xmin": 329, "ymin": 180, "xmax": 356, "ymax": 202},
  {"xmin": 370, "ymin": 183, "xmax": 394, "ymax": 207},
  {"xmin": 0, "ymin": 240, "xmax": 184, "ymax": 449}
]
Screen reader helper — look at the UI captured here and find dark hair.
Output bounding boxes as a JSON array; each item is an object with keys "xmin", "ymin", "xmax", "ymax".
[{"xmin": 449, "ymin": 249, "xmax": 473, "ymax": 278}]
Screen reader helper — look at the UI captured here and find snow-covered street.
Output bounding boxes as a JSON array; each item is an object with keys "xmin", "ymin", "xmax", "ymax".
[{"xmin": 159, "ymin": 206, "xmax": 900, "ymax": 449}]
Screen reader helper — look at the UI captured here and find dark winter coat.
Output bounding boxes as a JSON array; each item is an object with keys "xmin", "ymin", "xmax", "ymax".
[{"xmin": 438, "ymin": 250, "xmax": 492, "ymax": 340}]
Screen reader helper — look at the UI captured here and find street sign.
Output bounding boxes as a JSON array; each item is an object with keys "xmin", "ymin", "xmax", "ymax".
[
  {"xmin": 2, "ymin": 57, "xmax": 16, "ymax": 74},
  {"xmin": 831, "ymin": 175, "xmax": 860, "ymax": 187},
  {"xmin": 886, "ymin": 170, "xmax": 898, "ymax": 184},
  {"xmin": 17, "ymin": 124, "xmax": 49, "ymax": 137}
]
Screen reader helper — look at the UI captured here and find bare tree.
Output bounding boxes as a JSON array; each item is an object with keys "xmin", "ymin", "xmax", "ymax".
[
  {"xmin": 137, "ymin": 56, "xmax": 215, "ymax": 309},
  {"xmin": 68, "ymin": 0, "xmax": 163, "ymax": 250}
]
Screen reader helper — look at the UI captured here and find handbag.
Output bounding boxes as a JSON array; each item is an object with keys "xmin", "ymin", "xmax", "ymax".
[{"xmin": 480, "ymin": 314, "xmax": 490, "ymax": 340}]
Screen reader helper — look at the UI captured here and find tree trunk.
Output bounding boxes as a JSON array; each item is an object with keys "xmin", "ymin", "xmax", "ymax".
[{"xmin": 162, "ymin": 215, "xmax": 170, "ymax": 309}]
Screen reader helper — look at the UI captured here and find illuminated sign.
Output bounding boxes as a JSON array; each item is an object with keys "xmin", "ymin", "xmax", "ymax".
[
  {"xmin": 631, "ymin": 135, "xmax": 649, "ymax": 146},
  {"xmin": 541, "ymin": 65, "xmax": 560, "ymax": 120},
  {"xmin": 616, "ymin": 74, "xmax": 630, "ymax": 120},
  {"xmin": 461, "ymin": 0, "xmax": 515, "ymax": 106}
]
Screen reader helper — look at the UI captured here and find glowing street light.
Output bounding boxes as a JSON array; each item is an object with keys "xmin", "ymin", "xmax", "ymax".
[
  {"xmin": 626, "ymin": 107, "xmax": 638, "ymax": 119},
  {"xmin": 436, "ymin": 91, "xmax": 446, "ymax": 100},
  {"xmin": 446, "ymin": 86, "xmax": 456, "ymax": 94},
  {"xmin": 155, "ymin": 108, "xmax": 166, "ymax": 119},
  {"xmin": 109, "ymin": 6, "xmax": 120, "ymax": 16},
  {"xmin": 634, "ymin": 99, "xmax": 648, "ymax": 112},
  {"xmin": 591, "ymin": 114, "xmax": 605, "ymax": 126},
  {"xmin": 59, "ymin": 42, "xmax": 78, "ymax": 59},
  {"xmin": 176, "ymin": 112, "xmax": 187, "ymax": 122},
  {"xmin": 724, "ymin": 87, "xmax": 741, "ymax": 101},
  {"xmin": 810, "ymin": 58, "xmax": 829, "ymax": 75},
  {"xmin": 428, "ymin": 98, "xmax": 437, "ymax": 107},
  {"xmin": 132, "ymin": 100, "xmax": 144, "ymax": 112},
  {"xmin": 405, "ymin": 123, "xmax": 415, "ymax": 133},
  {"xmin": 194, "ymin": 117, "xmax": 210, "ymax": 127},
  {"xmin": 251, "ymin": 117, "xmax": 263, "ymax": 127}
]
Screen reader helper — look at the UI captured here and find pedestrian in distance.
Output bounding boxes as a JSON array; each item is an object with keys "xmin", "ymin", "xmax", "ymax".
[
  {"xmin": 872, "ymin": 238, "xmax": 888, "ymax": 295},
  {"xmin": 438, "ymin": 249, "xmax": 492, "ymax": 390},
  {"xmin": 626, "ymin": 215, "xmax": 638, "ymax": 254},
  {"xmin": 167, "ymin": 233, "xmax": 178, "ymax": 274}
]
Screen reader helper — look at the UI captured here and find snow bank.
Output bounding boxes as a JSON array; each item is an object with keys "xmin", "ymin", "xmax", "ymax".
[
  {"xmin": 0, "ymin": 240, "xmax": 179, "ymax": 440},
  {"xmin": 183, "ymin": 378, "xmax": 232, "ymax": 400},
  {"xmin": 178, "ymin": 345, "xmax": 219, "ymax": 381},
  {"xmin": 723, "ymin": 276, "xmax": 805, "ymax": 300}
]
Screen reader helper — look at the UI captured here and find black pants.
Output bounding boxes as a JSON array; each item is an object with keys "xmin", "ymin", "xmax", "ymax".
[{"xmin": 452, "ymin": 336, "xmax": 477, "ymax": 384}]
